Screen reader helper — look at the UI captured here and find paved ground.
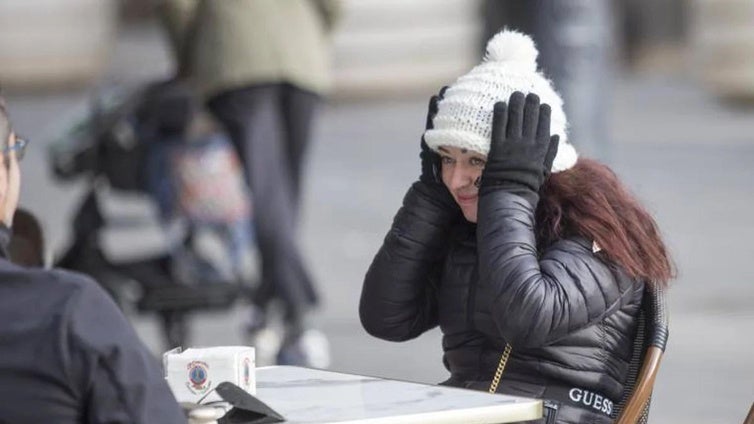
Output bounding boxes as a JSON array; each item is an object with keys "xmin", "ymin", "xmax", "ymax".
[{"xmin": 6, "ymin": 21, "xmax": 754, "ymax": 424}]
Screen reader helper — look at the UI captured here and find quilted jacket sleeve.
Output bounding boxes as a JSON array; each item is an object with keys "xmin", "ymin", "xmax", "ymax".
[
  {"xmin": 477, "ymin": 190, "xmax": 638, "ymax": 349},
  {"xmin": 360, "ymin": 182, "xmax": 456, "ymax": 341}
]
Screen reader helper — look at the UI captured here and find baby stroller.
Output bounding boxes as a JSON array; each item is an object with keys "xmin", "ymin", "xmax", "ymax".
[{"xmin": 49, "ymin": 80, "xmax": 255, "ymax": 349}]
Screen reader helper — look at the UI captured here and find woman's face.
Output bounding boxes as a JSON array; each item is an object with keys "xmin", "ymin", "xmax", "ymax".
[{"xmin": 438, "ymin": 146, "xmax": 486, "ymax": 223}]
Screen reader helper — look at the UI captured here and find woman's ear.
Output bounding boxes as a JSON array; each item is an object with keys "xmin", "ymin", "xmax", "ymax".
[
  {"xmin": 9, "ymin": 208, "xmax": 46, "ymax": 267},
  {"xmin": 0, "ymin": 100, "xmax": 14, "ymax": 227},
  {"xmin": 0, "ymin": 133, "xmax": 21, "ymax": 227},
  {"xmin": 0, "ymin": 151, "xmax": 8, "ymax": 225}
]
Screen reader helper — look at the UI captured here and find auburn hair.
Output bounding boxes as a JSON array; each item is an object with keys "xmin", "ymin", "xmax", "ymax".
[{"xmin": 536, "ymin": 158, "xmax": 675, "ymax": 287}]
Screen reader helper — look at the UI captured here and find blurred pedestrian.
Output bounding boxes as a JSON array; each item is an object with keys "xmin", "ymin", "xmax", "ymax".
[
  {"xmin": 482, "ymin": 0, "xmax": 615, "ymax": 160},
  {"xmin": 157, "ymin": 0, "xmax": 341, "ymax": 367},
  {"xmin": 360, "ymin": 30, "xmax": 674, "ymax": 423},
  {"xmin": 0, "ymin": 95, "xmax": 186, "ymax": 423}
]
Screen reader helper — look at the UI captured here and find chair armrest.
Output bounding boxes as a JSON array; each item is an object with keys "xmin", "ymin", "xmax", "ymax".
[
  {"xmin": 647, "ymin": 284, "xmax": 669, "ymax": 351},
  {"xmin": 615, "ymin": 346, "xmax": 663, "ymax": 424}
]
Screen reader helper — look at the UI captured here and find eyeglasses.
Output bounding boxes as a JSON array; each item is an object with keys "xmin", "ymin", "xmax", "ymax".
[{"xmin": 2, "ymin": 136, "xmax": 29, "ymax": 161}]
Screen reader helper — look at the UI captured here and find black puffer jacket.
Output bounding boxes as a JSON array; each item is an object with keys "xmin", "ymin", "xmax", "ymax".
[{"xmin": 361, "ymin": 183, "xmax": 643, "ymax": 423}]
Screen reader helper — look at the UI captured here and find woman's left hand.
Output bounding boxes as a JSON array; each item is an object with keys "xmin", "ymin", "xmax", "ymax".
[{"xmin": 479, "ymin": 92, "xmax": 559, "ymax": 196}]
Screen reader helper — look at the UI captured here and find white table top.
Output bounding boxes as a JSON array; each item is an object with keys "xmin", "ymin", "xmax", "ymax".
[{"xmin": 254, "ymin": 366, "xmax": 542, "ymax": 424}]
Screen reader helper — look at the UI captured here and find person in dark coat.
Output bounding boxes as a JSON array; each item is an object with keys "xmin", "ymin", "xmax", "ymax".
[
  {"xmin": 359, "ymin": 30, "xmax": 674, "ymax": 424},
  {"xmin": 0, "ymin": 95, "xmax": 187, "ymax": 423},
  {"xmin": 157, "ymin": 0, "xmax": 341, "ymax": 366}
]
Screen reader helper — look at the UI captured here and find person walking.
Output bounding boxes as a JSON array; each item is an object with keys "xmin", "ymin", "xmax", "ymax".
[
  {"xmin": 360, "ymin": 30, "xmax": 674, "ymax": 423},
  {"xmin": 0, "ymin": 95, "xmax": 187, "ymax": 423},
  {"xmin": 482, "ymin": 0, "xmax": 616, "ymax": 160},
  {"xmin": 157, "ymin": 0, "xmax": 340, "ymax": 367}
]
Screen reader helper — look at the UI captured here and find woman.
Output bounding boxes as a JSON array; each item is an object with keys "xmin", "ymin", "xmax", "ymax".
[{"xmin": 359, "ymin": 30, "xmax": 674, "ymax": 423}]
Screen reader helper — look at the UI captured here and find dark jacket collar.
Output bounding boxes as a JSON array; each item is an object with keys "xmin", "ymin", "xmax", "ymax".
[{"xmin": 570, "ymin": 236, "xmax": 594, "ymax": 251}]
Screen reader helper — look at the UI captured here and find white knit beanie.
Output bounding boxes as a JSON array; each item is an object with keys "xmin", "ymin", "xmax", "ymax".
[{"xmin": 424, "ymin": 29, "xmax": 578, "ymax": 173}]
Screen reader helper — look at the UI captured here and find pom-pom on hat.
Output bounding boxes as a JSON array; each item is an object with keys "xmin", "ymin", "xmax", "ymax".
[{"xmin": 424, "ymin": 29, "xmax": 578, "ymax": 173}]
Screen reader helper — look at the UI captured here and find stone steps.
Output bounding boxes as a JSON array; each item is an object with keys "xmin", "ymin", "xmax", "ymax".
[
  {"xmin": 0, "ymin": 0, "xmax": 118, "ymax": 89},
  {"xmin": 331, "ymin": 0, "xmax": 483, "ymax": 98}
]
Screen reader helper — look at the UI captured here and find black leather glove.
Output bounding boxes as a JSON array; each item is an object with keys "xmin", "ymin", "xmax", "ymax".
[
  {"xmin": 416, "ymin": 88, "xmax": 459, "ymax": 215},
  {"xmin": 480, "ymin": 92, "xmax": 559, "ymax": 205},
  {"xmin": 419, "ymin": 87, "xmax": 446, "ymax": 185}
]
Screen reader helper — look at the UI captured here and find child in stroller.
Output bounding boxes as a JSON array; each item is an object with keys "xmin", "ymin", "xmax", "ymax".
[
  {"xmin": 140, "ymin": 80, "xmax": 253, "ymax": 285},
  {"xmin": 51, "ymin": 79, "xmax": 254, "ymax": 349}
]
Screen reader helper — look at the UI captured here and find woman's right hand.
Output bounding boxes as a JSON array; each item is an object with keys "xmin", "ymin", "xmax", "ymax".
[
  {"xmin": 419, "ymin": 88, "xmax": 445, "ymax": 185},
  {"xmin": 416, "ymin": 88, "xmax": 460, "ymax": 216}
]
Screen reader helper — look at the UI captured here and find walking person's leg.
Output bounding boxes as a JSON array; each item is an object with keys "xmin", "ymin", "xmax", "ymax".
[
  {"xmin": 279, "ymin": 83, "xmax": 320, "ymax": 306},
  {"xmin": 280, "ymin": 83, "xmax": 320, "ymax": 210},
  {"xmin": 274, "ymin": 83, "xmax": 329, "ymax": 367},
  {"xmin": 207, "ymin": 85, "xmax": 318, "ymax": 350}
]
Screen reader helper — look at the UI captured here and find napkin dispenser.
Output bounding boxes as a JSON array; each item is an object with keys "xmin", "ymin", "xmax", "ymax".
[{"xmin": 164, "ymin": 346, "xmax": 256, "ymax": 404}]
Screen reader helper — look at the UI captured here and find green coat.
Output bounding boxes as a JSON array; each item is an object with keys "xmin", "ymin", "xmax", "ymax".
[{"xmin": 159, "ymin": 0, "xmax": 341, "ymax": 98}]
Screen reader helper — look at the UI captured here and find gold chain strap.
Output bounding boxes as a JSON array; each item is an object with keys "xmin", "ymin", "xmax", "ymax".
[{"xmin": 488, "ymin": 343, "xmax": 512, "ymax": 394}]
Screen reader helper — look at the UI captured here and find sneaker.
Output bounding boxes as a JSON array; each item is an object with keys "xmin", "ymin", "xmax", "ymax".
[
  {"xmin": 275, "ymin": 329, "xmax": 331, "ymax": 369},
  {"xmin": 244, "ymin": 327, "xmax": 281, "ymax": 367},
  {"xmin": 241, "ymin": 304, "xmax": 280, "ymax": 366}
]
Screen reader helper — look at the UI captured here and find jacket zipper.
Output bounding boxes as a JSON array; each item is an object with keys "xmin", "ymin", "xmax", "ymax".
[{"xmin": 466, "ymin": 266, "xmax": 479, "ymax": 329}]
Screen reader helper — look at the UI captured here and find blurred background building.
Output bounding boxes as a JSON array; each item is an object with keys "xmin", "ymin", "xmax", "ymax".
[
  {"xmin": 1, "ymin": 1, "xmax": 753, "ymax": 423},
  {"xmin": 2, "ymin": 0, "xmax": 754, "ymax": 102},
  {"xmin": 0, "ymin": 0, "xmax": 117, "ymax": 89}
]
